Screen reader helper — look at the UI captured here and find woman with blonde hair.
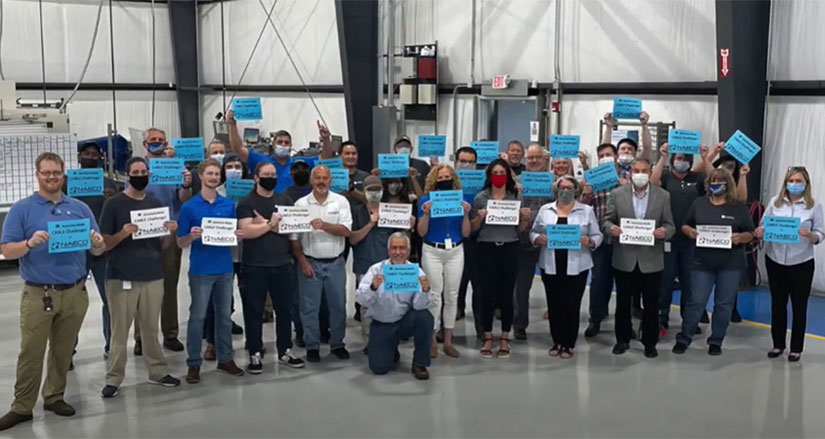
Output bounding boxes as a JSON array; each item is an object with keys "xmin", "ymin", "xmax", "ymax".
[
  {"xmin": 417, "ymin": 164, "xmax": 471, "ymax": 358},
  {"xmin": 755, "ymin": 166, "xmax": 823, "ymax": 361}
]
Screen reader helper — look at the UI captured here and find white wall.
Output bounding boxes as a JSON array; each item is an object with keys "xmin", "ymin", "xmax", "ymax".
[{"xmin": 768, "ymin": 0, "xmax": 825, "ymax": 81}]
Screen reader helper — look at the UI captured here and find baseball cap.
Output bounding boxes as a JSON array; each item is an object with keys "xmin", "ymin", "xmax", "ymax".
[
  {"xmin": 394, "ymin": 135, "xmax": 412, "ymax": 148},
  {"xmin": 291, "ymin": 158, "xmax": 310, "ymax": 170},
  {"xmin": 363, "ymin": 175, "xmax": 382, "ymax": 190},
  {"xmin": 78, "ymin": 141, "xmax": 103, "ymax": 153}
]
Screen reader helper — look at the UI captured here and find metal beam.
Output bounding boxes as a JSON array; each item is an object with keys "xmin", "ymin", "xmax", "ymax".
[
  {"xmin": 335, "ymin": 0, "xmax": 378, "ymax": 170},
  {"xmin": 168, "ymin": 0, "xmax": 200, "ymax": 137}
]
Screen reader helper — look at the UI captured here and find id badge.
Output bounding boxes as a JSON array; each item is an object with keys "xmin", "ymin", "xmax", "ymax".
[
  {"xmin": 664, "ymin": 242, "xmax": 671, "ymax": 253},
  {"xmin": 123, "ymin": 280, "xmax": 133, "ymax": 291},
  {"xmin": 444, "ymin": 238, "xmax": 453, "ymax": 250}
]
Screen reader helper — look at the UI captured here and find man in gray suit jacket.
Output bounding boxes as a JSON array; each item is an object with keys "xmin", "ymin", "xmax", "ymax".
[{"xmin": 603, "ymin": 158, "xmax": 675, "ymax": 358}]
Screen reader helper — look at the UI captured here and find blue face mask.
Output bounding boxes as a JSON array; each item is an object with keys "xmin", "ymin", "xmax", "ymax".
[
  {"xmin": 787, "ymin": 183, "xmax": 806, "ymax": 196},
  {"xmin": 147, "ymin": 142, "xmax": 165, "ymax": 155},
  {"xmin": 709, "ymin": 184, "xmax": 726, "ymax": 196}
]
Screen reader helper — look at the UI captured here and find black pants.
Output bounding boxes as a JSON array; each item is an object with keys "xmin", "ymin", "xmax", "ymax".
[
  {"xmin": 542, "ymin": 269, "xmax": 588, "ymax": 349},
  {"xmin": 242, "ymin": 264, "xmax": 295, "ymax": 357},
  {"xmin": 458, "ymin": 237, "xmax": 484, "ymax": 335},
  {"xmin": 478, "ymin": 241, "xmax": 519, "ymax": 333},
  {"xmin": 614, "ymin": 265, "xmax": 661, "ymax": 347},
  {"xmin": 766, "ymin": 257, "xmax": 815, "ymax": 353}
]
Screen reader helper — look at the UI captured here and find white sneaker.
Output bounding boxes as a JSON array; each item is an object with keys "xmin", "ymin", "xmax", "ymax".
[{"xmin": 278, "ymin": 350, "xmax": 306, "ymax": 369}]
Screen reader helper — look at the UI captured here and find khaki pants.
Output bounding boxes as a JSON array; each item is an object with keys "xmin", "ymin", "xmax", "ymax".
[
  {"xmin": 106, "ymin": 279, "xmax": 167, "ymax": 386},
  {"xmin": 135, "ymin": 240, "xmax": 181, "ymax": 341},
  {"xmin": 12, "ymin": 283, "xmax": 88, "ymax": 415}
]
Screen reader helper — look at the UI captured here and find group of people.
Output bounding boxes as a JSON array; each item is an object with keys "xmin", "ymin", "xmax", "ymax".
[{"xmin": 0, "ymin": 110, "xmax": 822, "ymax": 432}]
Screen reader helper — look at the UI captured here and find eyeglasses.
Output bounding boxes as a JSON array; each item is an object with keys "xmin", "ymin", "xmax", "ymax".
[{"xmin": 37, "ymin": 171, "xmax": 64, "ymax": 178}]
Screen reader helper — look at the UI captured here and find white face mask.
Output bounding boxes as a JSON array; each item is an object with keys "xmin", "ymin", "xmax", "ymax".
[
  {"xmin": 599, "ymin": 156, "xmax": 616, "ymax": 166},
  {"xmin": 632, "ymin": 173, "xmax": 649, "ymax": 188},
  {"xmin": 211, "ymin": 153, "xmax": 225, "ymax": 165},
  {"xmin": 274, "ymin": 146, "xmax": 291, "ymax": 159},
  {"xmin": 618, "ymin": 154, "xmax": 634, "ymax": 166},
  {"xmin": 672, "ymin": 160, "xmax": 690, "ymax": 173},
  {"xmin": 225, "ymin": 168, "xmax": 243, "ymax": 180},
  {"xmin": 397, "ymin": 147, "xmax": 412, "ymax": 156},
  {"xmin": 365, "ymin": 190, "xmax": 383, "ymax": 203}
]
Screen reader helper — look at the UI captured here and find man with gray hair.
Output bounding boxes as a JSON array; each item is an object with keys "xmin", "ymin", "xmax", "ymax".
[{"xmin": 356, "ymin": 232, "xmax": 433, "ymax": 380}]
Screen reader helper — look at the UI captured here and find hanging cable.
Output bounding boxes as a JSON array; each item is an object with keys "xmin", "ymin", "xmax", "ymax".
[
  {"xmin": 220, "ymin": 0, "xmax": 227, "ymax": 111},
  {"xmin": 255, "ymin": 0, "xmax": 327, "ymax": 127},
  {"xmin": 38, "ymin": 0, "xmax": 46, "ymax": 104},
  {"xmin": 0, "ymin": 0, "xmax": 6, "ymax": 80},
  {"xmin": 109, "ymin": 0, "xmax": 117, "ymax": 132},
  {"xmin": 60, "ymin": 0, "xmax": 105, "ymax": 112},
  {"xmin": 150, "ymin": 0, "xmax": 156, "ymax": 126}
]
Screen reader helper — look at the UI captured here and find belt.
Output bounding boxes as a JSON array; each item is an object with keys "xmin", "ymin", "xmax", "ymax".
[
  {"xmin": 306, "ymin": 254, "xmax": 344, "ymax": 264},
  {"xmin": 25, "ymin": 277, "xmax": 85, "ymax": 291},
  {"xmin": 424, "ymin": 240, "xmax": 462, "ymax": 250}
]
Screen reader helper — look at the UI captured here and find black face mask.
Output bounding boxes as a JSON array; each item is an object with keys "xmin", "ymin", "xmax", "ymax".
[
  {"xmin": 79, "ymin": 158, "xmax": 100, "ymax": 169},
  {"xmin": 130, "ymin": 175, "xmax": 149, "ymax": 191},
  {"xmin": 436, "ymin": 179, "xmax": 453, "ymax": 191},
  {"xmin": 258, "ymin": 177, "xmax": 277, "ymax": 191},
  {"xmin": 293, "ymin": 170, "xmax": 310, "ymax": 186}
]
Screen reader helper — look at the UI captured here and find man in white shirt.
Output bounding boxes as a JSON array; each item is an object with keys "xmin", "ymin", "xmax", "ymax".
[{"xmin": 290, "ymin": 166, "xmax": 353, "ymax": 363}]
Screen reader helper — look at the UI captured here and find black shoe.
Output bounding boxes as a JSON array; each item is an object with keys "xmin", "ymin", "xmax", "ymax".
[
  {"xmin": 672, "ymin": 342, "xmax": 688, "ymax": 354},
  {"xmin": 694, "ymin": 326, "xmax": 702, "ymax": 335},
  {"xmin": 514, "ymin": 328, "xmax": 527, "ymax": 340},
  {"xmin": 148, "ymin": 375, "xmax": 181, "ymax": 387},
  {"xmin": 788, "ymin": 352, "xmax": 802, "ymax": 362},
  {"xmin": 43, "ymin": 400, "xmax": 76, "ymax": 417},
  {"xmin": 164, "ymin": 338, "xmax": 184, "ymax": 352},
  {"xmin": 767, "ymin": 348, "xmax": 784, "ymax": 359},
  {"xmin": 0, "ymin": 411, "xmax": 33, "ymax": 431},
  {"xmin": 246, "ymin": 353, "xmax": 263, "ymax": 374},
  {"xmin": 307, "ymin": 349, "xmax": 321, "ymax": 363},
  {"xmin": 700, "ymin": 312, "xmax": 710, "ymax": 324},
  {"xmin": 708, "ymin": 345, "xmax": 722, "ymax": 356},
  {"xmin": 320, "ymin": 331, "xmax": 331, "ymax": 344},
  {"xmin": 295, "ymin": 335, "xmax": 305, "ymax": 348},
  {"xmin": 278, "ymin": 350, "xmax": 306, "ymax": 369},
  {"xmin": 632, "ymin": 307, "xmax": 644, "ymax": 320},
  {"xmin": 101, "ymin": 385, "xmax": 119, "ymax": 398},
  {"xmin": 362, "ymin": 347, "xmax": 369, "ymax": 355},
  {"xmin": 331, "ymin": 347, "xmax": 350, "ymax": 360},
  {"xmin": 232, "ymin": 321, "xmax": 244, "ymax": 335},
  {"xmin": 644, "ymin": 346, "xmax": 658, "ymax": 358},
  {"xmin": 584, "ymin": 323, "xmax": 600, "ymax": 338},
  {"xmin": 731, "ymin": 309, "xmax": 742, "ymax": 323},
  {"xmin": 134, "ymin": 340, "xmax": 143, "ymax": 356},
  {"xmin": 611, "ymin": 343, "xmax": 629, "ymax": 355}
]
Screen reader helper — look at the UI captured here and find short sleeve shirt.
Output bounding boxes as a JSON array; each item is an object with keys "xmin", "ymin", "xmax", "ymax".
[
  {"xmin": 99, "ymin": 192, "xmax": 165, "ymax": 281},
  {"xmin": 684, "ymin": 197, "xmax": 754, "ymax": 270},
  {"xmin": 178, "ymin": 193, "xmax": 237, "ymax": 275}
]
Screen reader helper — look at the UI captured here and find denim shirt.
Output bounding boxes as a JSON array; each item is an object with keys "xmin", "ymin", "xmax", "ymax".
[
  {"xmin": 762, "ymin": 196, "xmax": 825, "ymax": 266},
  {"xmin": 530, "ymin": 201, "xmax": 603, "ymax": 275},
  {"xmin": 355, "ymin": 260, "xmax": 430, "ymax": 323}
]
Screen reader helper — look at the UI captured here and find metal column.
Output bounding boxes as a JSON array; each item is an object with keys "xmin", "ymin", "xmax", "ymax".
[{"xmin": 169, "ymin": 0, "xmax": 200, "ymax": 137}]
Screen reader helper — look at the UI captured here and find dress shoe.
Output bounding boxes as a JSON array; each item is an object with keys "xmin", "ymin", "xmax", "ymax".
[
  {"xmin": 164, "ymin": 338, "xmax": 184, "ymax": 352},
  {"xmin": 443, "ymin": 345, "xmax": 460, "ymax": 358},
  {"xmin": 644, "ymin": 346, "xmax": 658, "ymax": 358},
  {"xmin": 44, "ymin": 400, "xmax": 76, "ymax": 417},
  {"xmin": 186, "ymin": 365, "xmax": 201, "ymax": 384},
  {"xmin": 611, "ymin": 343, "xmax": 629, "ymax": 355},
  {"xmin": 134, "ymin": 340, "xmax": 143, "ymax": 356},
  {"xmin": 767, "ymin": 348, "xmax": 784, "ymax": 359},
  {"xmin": 584, "ymin": 323, "xmax": 600, "ymax": 338},
  {"xmin": 411, "ymin": 365, "xmax": 430, "ymax": 380},
  {"xmin": 217, "ymin": 361, "xmax": 245, "ymax": 376},
  {"xmin": 672, "ymin": 342, "xmax": 688, "ymax": 354},
  {"xmin": 204, "ymin": 344, "xmax": 216, "ymax": 361},
  {"xmin": 514, "ymin": 328, "xmax": 527, "ymax": 340},
  {"xmin": 0, "ymin": 411, "xmax": 33, "ymax": 431},
  {"xmin": 708, "ymin": 345, "xmax": 722, "ymax": 356}
]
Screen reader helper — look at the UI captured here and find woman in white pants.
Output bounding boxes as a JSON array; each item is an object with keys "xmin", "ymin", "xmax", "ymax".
[{"xmin": 417, "ymin": 164, "xmax": 471, "ymax": 358}]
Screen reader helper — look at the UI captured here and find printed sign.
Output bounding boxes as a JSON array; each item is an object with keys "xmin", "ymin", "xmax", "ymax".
[
  {"xmin": 584, "ymin": 162, "xmax": 620, "ymax": 192},
  {"xmin": 278, "ymin": 206, "xmax": 312, "ymax": 234},
  {"xmin": 149, "ymin": 158, "xmax": 184, "ymax": 186},
  {"xmin": 619, "ymin": 218, "xmax": 656, "ymax": 246},
  {"xmin": 225, "ymin": 179, "xmax": 255, "ymax": 203},
  {"xmin": 667, "ymin": 130, "xmax": 701, "ymax": 155},
  {"xmin": 696, "ymin": 225, "xmax": 732, "ymax": 249},
  {"xmin": 382, "ymin": 264, "xmax": 421, "ymax": 293},
  {"xmin": 521, "ymin": 172, "xmax": 553, "ymax": 198},
  {"xmin": 231, "ymin": 97, "xmax": 263, "ymax": 121},
  {"xmin": 378, "ymin": 203, "xmax": 413, "ymax": 230},
  {"xmin": 418, "ymin": 135, "xmax": 447, "ymax": 157},
  {"xmin": 378, "ymin": 154, "xmax": 409, "ymax": 179},
  {"xmin": 724, "ymin": 130, "xmax": 761, "ymax": 165},
  {"xmin": 471, "ymin": 141, "xmax": 500, "ymax": 165},
  {"xmin": 319, "ymin": 157, "xmax": 343, "ymax": 169},
  {"xmin": 550, "ymin": 135, "xmax": 580, "ymax": 159},
  {"xmin": 171, "ymin": 138, "xmax": 205, "ymax": 162},
  {"xmin": 201, "ymin": 217, "xmax": 237, "ymax": 247},
  {"xmin": 485, "ymin": 199, "xmax": 521, "ymax": 226},
  {"xmin": 330, "ymin": 168, "xmax": 350, "ymax": 193},
  {"xmin": 545, "ymin": 224, "xmax": 581, "ymax": 250},
  {"xmin": 457, "ymin": 169, "xmax": 485, "ymax": 195},
  {"xmin": 763, "ymin": 216, "xmax": 801, "ymax": 244},
  {"xmin": 612, "ymin": 97, "xmax": 642, "ymax": 120},
  {"xmin": 47, "ymin": 219, "xmax": 91, "ymax": 254},
  {"xmin": 130, "ymin": 207, "xmax": 170, "ymax": 240},
  {"xmin": 530, "ymin": 121, "xmax": 540, "ymax": 142},
  {"xmin": 66, "ymin": 169, "xmax": 103, "ymax": 197},
  {"xmin": 430, "ymin": 190, "xmax": 464, "ymax": 218}
]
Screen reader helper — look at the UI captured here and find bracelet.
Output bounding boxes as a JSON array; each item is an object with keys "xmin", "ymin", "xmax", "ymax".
[{"xmin": 24, "ymin": 239, "xmax": 32, "ymax": 249}]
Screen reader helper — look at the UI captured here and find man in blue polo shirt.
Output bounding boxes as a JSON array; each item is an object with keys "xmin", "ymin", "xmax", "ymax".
[
  {"xmin": 0, "ymin": 152, "xmax": 106, "ymax": 431},
  {"xmin": 227, "ymin": 110, "xmax": 294, "ymax": 193},
  {"xmin": 177, "ymin": 159, "xmax": 245, "ymax": 384}
]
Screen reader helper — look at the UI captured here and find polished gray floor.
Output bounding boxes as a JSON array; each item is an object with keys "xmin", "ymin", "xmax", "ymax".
[{"xmin": 0, "ymin": 256, "xmax": 822, "ymax": 438}]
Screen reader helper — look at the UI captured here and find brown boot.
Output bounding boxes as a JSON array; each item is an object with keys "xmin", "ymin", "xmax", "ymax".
[
  {"xmin": 43, "ymin": 400, "xmax": 76, "ymax": 417},
  {"xmin": 217, "ymin": 360, "xmax": 245, "ymax": 377},
  {"xmin": 411, "ymin": 365, "xmax": 430, "ymax": 380},
  {"xmin": 0, "ymin": 411, "xmax": 33, "ymax": 431},
  {"xmin": 204, "ymin": 344, "xmax": 216, "ymax": 361},
  {"xmin": 429, "ymin": 341, "xmax": 438, "ymax": 359},
  {"xmin": 186, "ymin": 365, "xmax": 201, "ymax": 384}
]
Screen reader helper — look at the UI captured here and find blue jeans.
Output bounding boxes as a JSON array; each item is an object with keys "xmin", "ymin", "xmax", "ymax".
[
  {"xmin": 88, "ymin": 256, "xmax": 110, "ymax": 353},
  {"xmin": 588, "ymin": 243, "xmax": 614, "ymax": 325},
  {"xmin": 299, "ymin": 257, "xmax": 347, "ymax": 351},
  {"xmin": 658, "ymin": 240, "xmax": 695, "ymax": 328},
  {"xmin": 676, "ymin": 268, "xmax": 742, "ymax": 347},
  {"xmin": 186, "ymin": 272, "xmax": 234, "ymax": 366},
  {"xmin": 368, "ymin": 309, "xmax": 433, "ymax": 375}
]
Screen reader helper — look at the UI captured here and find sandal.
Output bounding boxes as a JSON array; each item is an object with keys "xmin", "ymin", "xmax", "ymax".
[
  {"xmin": 497, "ymin": 336, "xmax": 511, "ymax": 359},
  {"xmin": 789, "ymin": 352, "xmax": 802, "ymax": 362},
  {"xmin": 548, "ymin": 345, "xmax": 561, "ymax": 357},
  {"xmin": 480, "ymin": 335, "xmax": 494, "ymax": 359},
  {"xmin": 560, "ymin": 347, "xmax": 574, "ymax": 359},
  {"xmin": 767, "ymin": 348, "xmax": 784, "ymax": 359}
]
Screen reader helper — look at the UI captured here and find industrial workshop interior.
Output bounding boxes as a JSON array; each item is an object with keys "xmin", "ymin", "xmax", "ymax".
[{"xmin": 0, "ymin": 0, "xmax": 824, "ymax": 437}]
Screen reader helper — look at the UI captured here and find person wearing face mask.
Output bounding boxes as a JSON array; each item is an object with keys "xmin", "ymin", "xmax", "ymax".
[
  {"xmin": 755, "ymin": 167, "xmax": 823, "ymax": 362},
  {"xmin": 394, "ymin": 135, "xmax": 430, "ymax": 189},
  {"xmin": 531, "ymin": 176, "xmax": 602, "ymax": 358},
  {"xmin": 453, "ymin": 147, "xmax": 484, "ymax": 331},
  {"xmin": 701, "ymin": 145, "xmax": 749, "ymax": 203},
  {"xmin": 470, "ymin": 159, "xmax": 532, "ymax": 359},
  {"xmin": 188, "ymin": 140, "xmax": 231, "ymax": 195},
  {"xmin": 601, "ymin": 111, "xmax": 654, "ymax": 169},
  {"xmin": 133, "ymin": 128, "xmax": 192, "ymax": 356},
  {"xmin": 506, "ymin": 140, "xmax": 526, "ymax": 175},
  {"xmin": 98, "ymin": 157, "xmax": 181, "ymax": 398},
  {"xmin": 603, "ymin": 158, "xmax": 675, "ymax": 358},
  {"xmin": 284, "ymin": 160, "xmax": 313, "ymax": 202},
  {"xmin": 227, "ymin": 110, "xmax": 295, "ymax": 193},
  {"xmin": 418, "ymin": 165, "xmax": 472, "ymax": 358},
  {"xmin": 673, "ymin": 168, "xmax": 754, "ymax": 356}
]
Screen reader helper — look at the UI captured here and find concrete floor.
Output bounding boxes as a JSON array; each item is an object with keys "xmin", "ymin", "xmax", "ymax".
[{"xmin": 0, "ymin": 255, "xmax": 823, "ymax": 438}]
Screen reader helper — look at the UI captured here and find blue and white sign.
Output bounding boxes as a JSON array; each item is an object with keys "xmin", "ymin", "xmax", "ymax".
[
  {"xmin": 418, "ymin": 135, "xmax": 447, "ymax": 157},
  {"xmin": 457, "ymin": 169, "xmax": 485, "ymax": 196},
  {"xmin": 319, "ymin": 157, "xmax": 343, "ymax": 169},
  {"xmin": 520, "ymin": 172, "xmax": 553, "ymax": 198},
  {"xmin": 48, "ymin": 219, "xmax": 91, "ymax": 254},
  {"xmin": 430, "ymin": 190, "xmax": 464, "ymax": 218},
  {"xmin": 330, "ymin": 168, "xmax": 350, "ymax": 193},
  {"xmin": 549, "ymin": 135, "xmax": 580, "ymax": 159},
  {"xmin": 612, "ymin": 97, "xmax": 642, "ymax": 120},
  {"xmin": 149, "ymin": 158, "xmax": 185, "ymax": 186},
  {"xmin": 382, "ymin": 264, "xmax": 421, "ymax": 293},
  {"xmin": 378, "ymin": 154, "xmax": 409, "ymax": 179},
  {"xmin": 724, "ymin": 130, "xmax": 761, "ymax": 164},
  {"xmin": 225, "ymin": 179, "xmax": 255, "ymax": 203},
  {"xmin": 545, "ymin": 224, "xmax": 581, "ymax": 250},
  {"xmin": 66, "ymin": 169, "xmax": 103, "ymax": 197},
  {"xmin": 584, "ymin": 162, "xmax": 620, "ymax": 192},
  {"xmin": 667, "ymin": 130, "xmax": 701, "ymax": 155},
  {"xmin": 471, "ymin": 141, "xmax": 500, "ymax": 165},
  {"xmin": 763, "ymin": 216, "xmax": 801, "ymax": 244},
  {"xmin": 171, "ymin": 138, "xmax": 205, "ymax": 162},
  {"xmin": 231, "ymin": 97, "xmax": 263, "ymax": 121}
]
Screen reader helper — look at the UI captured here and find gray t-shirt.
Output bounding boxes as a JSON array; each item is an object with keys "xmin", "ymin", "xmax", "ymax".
[{"xmin": 471, "ymin": 189, "xmax": 520, "ymax": 243}]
